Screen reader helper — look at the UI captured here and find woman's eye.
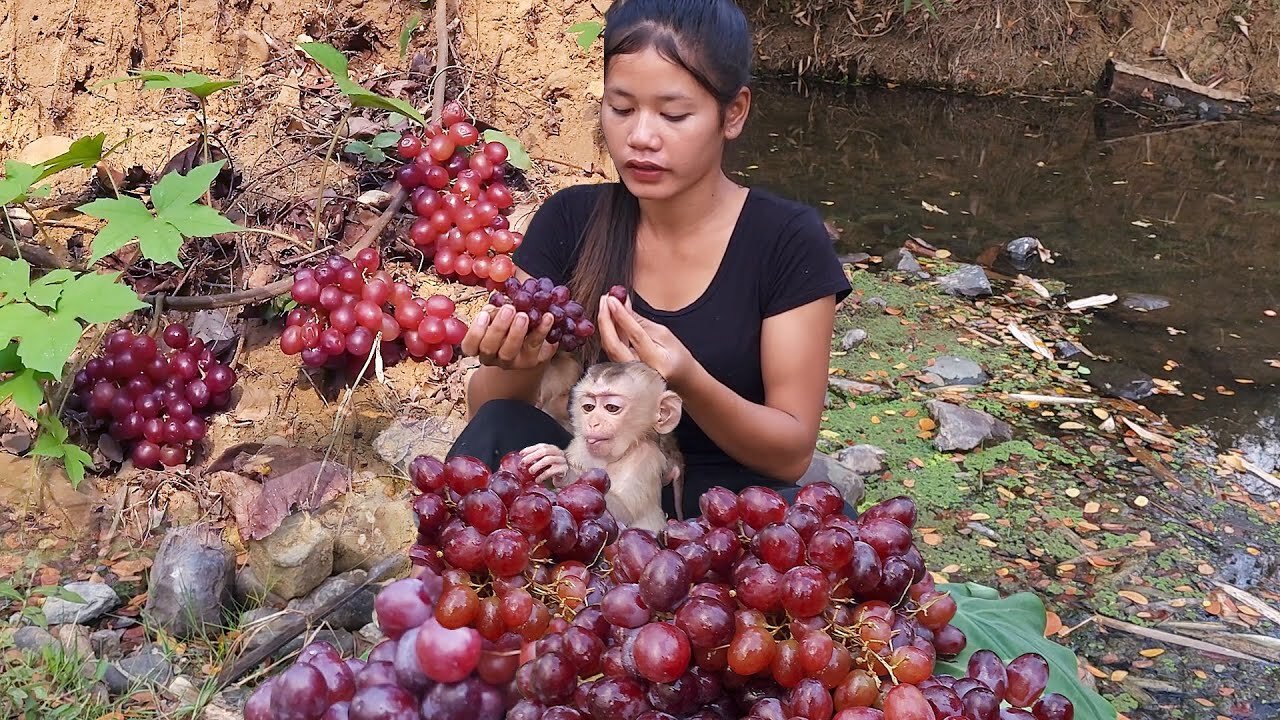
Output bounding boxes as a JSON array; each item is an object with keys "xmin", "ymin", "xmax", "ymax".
[
  {"xmin": 610, "ymin": 105, "xmax": 634, "ymax": 116},
  {"xmin": 663, "ymin": 113, "xmax": 690, "ymax": 122},
  {"xmin": 605, "ymin": 403, "xmax": 621, "ymax": 413}
]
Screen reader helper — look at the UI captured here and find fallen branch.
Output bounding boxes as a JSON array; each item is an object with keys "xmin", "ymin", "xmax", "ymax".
[
  {"xmin": 1002, "ymin": 393, "xmax": 1097, "ymax": 405},
  {"xmin": 1093, "ymin": 614, "xmax": 1272, "ymax": 663},
  {"xmin": 1213, "ymin": 581, "xmax": 1280, "ymax": 627}
]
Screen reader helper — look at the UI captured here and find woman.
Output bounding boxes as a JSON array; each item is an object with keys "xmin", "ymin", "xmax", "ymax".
[{"xmin": 449, "ymin": 0, "xmax": 851, "ymax": 521}]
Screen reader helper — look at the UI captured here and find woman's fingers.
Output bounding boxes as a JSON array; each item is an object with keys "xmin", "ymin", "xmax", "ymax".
[
  {"xmin": 460, "ymin": 308, "xmax": 492, "ymax": 357},
  {"xmin": 608, "ymin": 297, "xmax": 659, "ymax": 355},
  {"xmin": 475, "ymin": 304, "xmax": 517, "ymax": 358},
  {"xmin": 494, "ymin": 311, "xmax": 532, "ymax": 362},
  {"xmin": 597, "ymin": 295, "xmax": 637, "ymax": 362}
]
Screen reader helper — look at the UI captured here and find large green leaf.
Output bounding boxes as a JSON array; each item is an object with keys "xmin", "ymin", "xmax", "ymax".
[
  {"xmin": 568, "ymin": 21, "xmax": 603, "ymax": 51},
  {"xmin": 56, "ymin": 271, "xmax": 146, "ymax": 324},
  {"xmin": 150, "ymin": 159, "xmax": 226, "ymax": 213},
  {"xmin": 0, "ymin": 369, "xmax": 43, "ymax": 417},
  {"xmin": 399, "ymin": 13, "xmax": 422, "ymax": 60},
  {"xmin": 0, "ymin": 342, "xmax": 22, "ymax": 373},
  {"xmin": 34, "ymin": 134, "xmax": 107, "ymax": 179},
  {"xmin": 936, "ymin": 582, "xmax": 1117, "ymax": 720},
  {"xmin": 0, "ymin": 258, "xmax": 32, "ymax": 305},
  {"xmin": 16, "ymin": 308, "xmax": 83, "ymax": 376},
  {"xmin": 0, "ymin": 161, "xmax": 43, "ymax": 206},
  {"xmin": 160, "ymin": 203, "xmax": 243, "ymax": 237},
  {"xmin": 0, "ymin": 303, "xmax": 46, "ymax": 349},
  {"xmin": 25, "ymin": 269, "xmax": 74, "ymax": 309}
]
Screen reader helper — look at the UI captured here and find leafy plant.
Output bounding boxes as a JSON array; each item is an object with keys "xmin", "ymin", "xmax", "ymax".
[
  {"xmin": 568, "ymin": 21, "xmax": 604, "ymax": 50},
  {"xmin": 345, "ymin": 131, "xmax": 403, "ymax": 164},
  {"xmin": 936, "ymin": 582, "xmax": 1118, "ymax": 720},
  {"xmin": 0, "ymin": 134, "xmax": 107, "ymax": 207},
  {"xmin": 481, "ymin": 129, "xmax": 532, "ymax": 171},
  {"xmin": 299, "ymin": 42, "xmax": 427, "ymax": 125},
  {"xmin": 399, "ymin": 13, "xmax": 423, "ymax": 61},
  {"xmin": 98, "ymin": 70, "xmax": 240, "ymax": 100},
  {"xmin": 78, "ymin": 159, "xmax": 243, "ymax": 266}
]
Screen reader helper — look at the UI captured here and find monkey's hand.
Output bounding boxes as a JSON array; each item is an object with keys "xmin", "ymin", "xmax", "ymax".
[{"xmin": 520, "ymin": 443, "xmax": 570, "ymax": 486}]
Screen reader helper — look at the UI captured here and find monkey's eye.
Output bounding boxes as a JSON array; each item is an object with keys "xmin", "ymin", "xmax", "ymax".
[
  {"xmin": 582, "ymin": 403, "xmax": 595, "ymax": 413},
  {"xmin": 604, "ymin": 403, "xmax": 622, "ymax": 414}
]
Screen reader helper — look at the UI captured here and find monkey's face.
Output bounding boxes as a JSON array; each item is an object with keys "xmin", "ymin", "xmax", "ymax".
[
  {"xmin": 576, "ymin": 391, "xmax": 646, "ymax": 462},
  {"xmin": 571, "ymin": 363, "xmax": 684, "ymax": 464}
]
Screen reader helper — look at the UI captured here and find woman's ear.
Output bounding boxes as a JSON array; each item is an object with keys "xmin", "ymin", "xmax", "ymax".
[
  {"xmin": 723, "ymin": 86, "xmax": 752, "ymax": 141},
  {"xmin": 655, "ymin": 390, "xmax": 683, "ymax": 434}
]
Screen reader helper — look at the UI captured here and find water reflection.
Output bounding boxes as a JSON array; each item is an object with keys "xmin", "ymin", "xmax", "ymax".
[{"xmin": 727, "ymin": 81, "xmax": 1279, "ymax": 448}]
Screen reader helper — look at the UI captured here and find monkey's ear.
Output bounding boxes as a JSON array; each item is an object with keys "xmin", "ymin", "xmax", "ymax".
[{"xmin": 655, "ymin": 390, "xmax": 683, "ymax": 435}]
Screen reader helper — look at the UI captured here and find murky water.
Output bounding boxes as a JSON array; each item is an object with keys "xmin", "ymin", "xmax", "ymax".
[{"xmin": 728, "ymin": 81, "xmax": 1280, "ymax": 464}]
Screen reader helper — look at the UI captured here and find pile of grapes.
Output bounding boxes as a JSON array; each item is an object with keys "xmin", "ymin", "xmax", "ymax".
[
  {"xmin": 394, "ymin": 101, "xmax": 524, "ymax": 286},
  {"xmin": 70, "ymin": 325, "xmax": 236, "ymax": 469},
  {"xmin": 244, "ymin": 457, "xmax": 1077, "ymax": 720},
  {"xmin": 284, "ymin": 248, "xmax": 468, "ymax": 370},
  {"xmin": 489, "ymin": 276, "xmax": 598, "ymax": 351}
]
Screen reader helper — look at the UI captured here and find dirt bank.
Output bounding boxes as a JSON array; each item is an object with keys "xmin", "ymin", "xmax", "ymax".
[{"xmin": 744, "ymin": 0, "xmax": 1280, "ymax": 102}]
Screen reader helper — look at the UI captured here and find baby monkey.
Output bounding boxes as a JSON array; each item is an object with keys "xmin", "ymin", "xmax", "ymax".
[{"xmin": 522, "ymin": 361, "xmax": 684, "ymax": 533}]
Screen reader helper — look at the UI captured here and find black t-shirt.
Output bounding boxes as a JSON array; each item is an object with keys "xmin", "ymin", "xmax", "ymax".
[{"xmin": 513, "ymin": 182, "xmax": 851, "ymax": 518}]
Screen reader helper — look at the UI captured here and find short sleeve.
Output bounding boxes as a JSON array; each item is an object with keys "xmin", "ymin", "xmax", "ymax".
[
  {"xmin": 761, "ymin": 206, "xmax": 852, "ymax": 318},
  {"xmin": 511, "ymin": 184, "xmax": 601, "ymax": 286}
]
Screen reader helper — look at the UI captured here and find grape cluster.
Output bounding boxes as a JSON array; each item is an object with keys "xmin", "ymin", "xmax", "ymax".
[
  {"xmin": 489, "ymin": 276, "xmax": 598, "ymax": 351},
  {"xmin": 245, "ymin": 471, "xmax": 1078, "ymax": 720},
  {"xmin": 70, "ymin": 325, "xmax": 236, "ymax": 469},
  {"xmin": 395, "ymin": 101, "xmax": 523, "ymax": 286},
  {"xmin": 284, "ymin": 248, "xmax": 467, "ymax": 371}
]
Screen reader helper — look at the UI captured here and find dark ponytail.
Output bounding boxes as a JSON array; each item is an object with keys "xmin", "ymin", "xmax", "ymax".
[{"xmin": 569, "ymin": 0, "xmax": 754, "ymax": 366}]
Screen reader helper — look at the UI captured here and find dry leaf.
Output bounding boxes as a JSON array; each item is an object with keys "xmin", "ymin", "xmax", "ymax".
[
  {"xmin": 1067, "ymin": 294, "xmax": 1118, "ymax": 310},
  {"xmin": 1007, "ymin": 322, "xmax": 1054, "ymax": 361},
  {"xmin": 921, "ymin": 200, "xmax": 949, "ymax": 214},
  {"xmin": 1044, "ymin": 611, "xmax": 1063, "ymax": 636},
  {"xmin": 1110, "ymin": 670, "xmax": 1130, "ymax": 682},
  {"xmin": 1084, "ymin": 501, "xmax": 1101, "ymax": 513},
  {"xmin": 918, "ymin": 418, "xmax": 937, "ymax": 431},
  {"xmin": 1139, "ymin": 648, "xmax": 1165, "ymax": 658},
  {"xmin": 1118, "ymin": 590, "xmax": 1150, "ymax": 605}
]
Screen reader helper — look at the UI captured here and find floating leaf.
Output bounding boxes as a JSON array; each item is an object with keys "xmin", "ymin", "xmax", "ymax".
[{"xmin": 481, "ymin": 129, "xmax": 532, "ymax": 171}]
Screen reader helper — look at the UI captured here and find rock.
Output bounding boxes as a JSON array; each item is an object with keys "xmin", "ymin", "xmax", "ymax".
[
  {"xmin": 247, "ymin": 512, "xmax": 334, "ymax": 601},
  {"xmin": 835, "ymin": 445, "xmax": 888, "ymax": 476},
  {"xmin": 54, "ymin": 624, "xmax": 92, "ymax": 657},
  {"xmin": 927, "ymin": 400, "xmax": 1013, "ymax": 452},
  {"xmin": 145, "ymin": 524, "xmax": 236, "ymax": 638},
  {"xmin": 89, "ymin": 629, "xmax": 123, "ymax": 659},
  {"xmin": 17, "ymin": 135, "xmax": 75, "ymax": 165},
  {"xmin": 937, "ymin": 265, "xmax": 993, "ymax": 298},
  {"xmin": 1085, "ymin": 363, "xmax": 1156, "ymax": 401},
  {"xmin": 828, "ymin": 376, "xmax": 895, "ymax": 398},
  {"xmin": 921, "ymin": 355, "xmax": 990, "ymax": 387},
  {"xmin": 14, "ymin": 626, "xmax": 57, "ymax": 652},
  {"xmin": 4, "ymin": 206, "xmax": 34, "ymax": 238},
  {"xmin": 373, "ymin": 416, "xmax": 460, "ymax": 470},
  {"xmin": 234, "ymin": 566, "xmax": 286, "ymax": 606},
  {"xmin": 1121, "ymin": 294, "xmax": 1171, "ymax": 312},
  {"xmin": 863, "ymin": 296, "xmax": 888, "ymax": 310},
  {"xmin": 839, "ymin": 328, "xmax": 868, "ymax": 350},
  {"xmin": 1006, "ymin": 237, "xmax": 1043, "ymax": 269},
  {"xmin": 286, "ymin": 570, "xmax": 376, "ymax": 632},
  {"xmin": 837, "ymin": 252, "xmax": 872, "ymax": 265},
  {"xmin": 1056, "ymin": 341, "xmax": 1087, "ymax": 359},
  {"xmin": 1162, "ymin": 94, "xmax": 1184, "ymax": 109},
  {"xmin": 105, "ymin": 647, "xmax": 175, "ymax": 694},
  {"xmin": 355, "ymin": 621, "xmax": 386, "ymax": 650},
  {"xmin": 317, "ymin": 476, "xmax": 415, "ymax": 574},
  {"xmin": 797, "ymin": 451, "xmax": 865, "ymax": 509},
  {"xmin": 42, "ymin": 582, "xmax": 121, "ymax": 625},
  {"xmin": 883, "ymin": 248, "xmax": 926, "ymax": 276}
]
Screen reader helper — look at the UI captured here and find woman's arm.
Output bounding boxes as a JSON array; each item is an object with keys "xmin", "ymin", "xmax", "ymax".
[
  {"xmin": 597, "ymin": 294, "xmax": 837, "ymax": 482},
  {"xmin": 671, "ymin": 296, "xmax": 837, "ymax": 481}
]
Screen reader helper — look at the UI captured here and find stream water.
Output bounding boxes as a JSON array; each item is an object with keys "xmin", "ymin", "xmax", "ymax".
[{"xmin": 728, "ymin": 81, "xmax": 1279, "ymax": 467}]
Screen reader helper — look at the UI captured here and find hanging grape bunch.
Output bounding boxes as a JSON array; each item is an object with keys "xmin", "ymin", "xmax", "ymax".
[
  {"xmin": 283, "ymin": 247, "xmax": 468, "ymax": 371},
  {"xmin": 70, "ymin": 325, "xmax": 237, "ymax": 469},
  {"xmin": 489, "ymin": 276, "xmax": 599, "ymax": 352},
  {"xmin": 395, "ymin": 100, "xmax": 523, "ymax": 287}
]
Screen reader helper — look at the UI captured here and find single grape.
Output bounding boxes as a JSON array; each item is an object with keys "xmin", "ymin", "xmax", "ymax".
[
  {"xmin": 373, "ymin": 578, "xmax": 432, "ymax": 640},
  {"xmin": 968, "ymin": 649, "xmax": 1009, "ymax": 700},
  {"xmin": 633, "ymin": 622, "xmax": 691, "ymax": 683},
  {"xmin": 414, "ymin": 617, "xmax": 482, "ymax": 683},
  {"xmin": 1006, "ymin": 653, "xmax": 1050, "ymax": 708},
  {"xmin": 131, "ymin": 440, "xmax": 162, "ymax": 469},
  {"xmin": 268, "ymin": 662, "xmax": 330, "ymax": 720},
  {"xmin": 348, "ymin": 684, "xmax": 420, "ymax": 720},
  {"xmin": 162, "ymin": 324, "xmax": 190, "ymax": 349},
  {"xmin": 1031, "ymin": 693, "xmax": 1074, "ymax": 720}
]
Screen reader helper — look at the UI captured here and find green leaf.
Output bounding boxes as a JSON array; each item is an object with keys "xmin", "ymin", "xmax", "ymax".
[
  {"xmin": 481, "ymin": 129, "xmax": 532, "ymax": 171},
  {"xmin": 0, "ymin": 581, "xmax": 23, "ymax": 604},
  {"xmin": 0, "ymin": 258, "xmax": 32, "ymax": 305},
  {"xmin": 99, "ymin": 70, "xmax": 239, "ymax": 99},
  {"xmin": 0, "ymin": 342, "xmax": 22, "ymax": 373},
  {"xmin": 0, "ymin": 369, "xmax": 43, "ymax": 417},
  {"xmin": 299, "ymin": 42, "xmax": 427, "ymax": 126},
  {"xmin": 56, "ymin": 271, "xmax": 146, "ymax": 324},
  {"xmin": 25, "ymin": 269, "xmax": 74, "ymax": 309},
  {"xmin": 936, "ymin": 583, "xmax": 1117, "ymax": 720},
  {"xmin": 78, "ymin": 195, "xmax": 155, "ymax": 264},
  {"xmin": 60, "ymin": 442, "xmax": 92, "ymax": 488},
  {"xmin": 159, "ymin": 203, "xmax": 243, "ymax": 238},
  {"xmin": 16, "ymin": 308, "xmax": 83, "ymax": 376},
  {"xmin": 38, "ymin": 412, "xmax": 69, "ymax": 443},
  {"xmin": 347, "ymin": 89, "xmax": 427, "ymax": 126},
  {"xmin": 31, "ymin": 429, "xmax": 64, "ymax": 458},
  {"xmin": 399, "ymin": 13, "xmax": 422, "ymax": 60},
  {"xmin": 371, "ymin": 131, "xmax": 402, "ymax": 148},
  {"xmin": 344, "ymin": 141, "xmax": 387, "ymax": 164},
  {"xmin": 567, "ymin": 21, "xmax": 603, "ymax": 51},
  {"xmin": 299, "ymin": 42, "xmax": 352, "ymax": 81},
  {"xmin": 150, "ymin": 159, "xmax": 226, "ymax": 213},
  {"xmin": 0, "ymin": 161, "xmax": 43, "ymax": 206},
  {"xmin": 0, "ymin": 303, "xmax": 46, "ymax": 349},
  {"xmin": 34, "ymin": 134, "xmax": 107, "ymax": 180}
]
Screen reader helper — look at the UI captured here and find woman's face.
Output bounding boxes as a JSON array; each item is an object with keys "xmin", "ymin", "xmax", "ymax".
[{"xmin": 601, "ymin": 46, "xmax": 749, "ymax": 200}]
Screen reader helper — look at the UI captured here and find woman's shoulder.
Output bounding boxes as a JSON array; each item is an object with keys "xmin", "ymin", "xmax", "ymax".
[
  {"xmin": 541, "ymin": 181, "xmax": 613, "ymax": 213},
  {"xmin": 741, "ymin": 185, "xmax": 831, "ymax": 244}
]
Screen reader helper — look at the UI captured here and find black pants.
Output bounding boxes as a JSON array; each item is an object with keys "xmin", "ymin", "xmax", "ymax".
[{"xmin": 447, "ymin": 399, "xmax": 855, "ymax": 521}]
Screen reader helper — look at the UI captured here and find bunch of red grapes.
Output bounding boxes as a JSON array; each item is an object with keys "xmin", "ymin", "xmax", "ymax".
[
  {"xmin": 244, "ymin": 460, "xmax": 1078, "ymax": 720},
  {"xmin": 394, "ymin": 101, "xmax": 523, "ymax": 287},
  {"xmin": 489, "ymin": 276, "xmax": 598, "ymax": 351},
  {"xmin": 71, "ymin": 325, "xmax": 236, "ymax": 469},
  {"xmin": 283, "ymin": 248, "xmax": 467, "ymax": 370}
]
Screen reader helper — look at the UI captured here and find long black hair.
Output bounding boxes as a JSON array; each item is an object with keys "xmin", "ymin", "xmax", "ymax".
[{"xmin": 569, "ymin": 0, "xmax": 753, "ymax": 365}]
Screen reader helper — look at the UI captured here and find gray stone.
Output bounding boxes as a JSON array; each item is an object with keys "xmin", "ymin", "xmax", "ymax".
[
  {"xmin": 1006, "ymin": 237, "xmax": 1043, "ymax": 269},
  {"xmin": 1121, "ymin": 294, "xmax": 1171, "ymax": 312},
  {"xmin": 1162, "ymin": 94, "xmax": 1184, "ymax": 109},
  {"xmin": 89, "ymin": 629, "xmax": 123, "ymax": 659},
  {"xmin": 54, "ymin": 624, "xmax": 92, "ymax": 657},
  {"xmin": 797, "ymin": 451, "xmax": 865, "ymax": 509},
  {"xmin": 373, "ymin": 416, "xmax": 460, "ymax": 470},
  {"xmin": 837, "ymin": 252, "xmax": 872, "ymax": 265},
  {"xmin": 234, "ymin": 566, "xmax": 286, "ymax": 606},
  {"xmin": 105, "ymin": 647, "xmax": 175, "ymax": 695},
  {"xmin": 828, "ymin": 376, "xmax": 895, "ymax": 399},
  {"xmin": 883, "ymin": 248, "xmax": 926, "ymax": 276},
  {"xmin": 927, "ymin": 400, "xmax": 1013, "ymax": 452},
  {"xmin": 286, "ymin": 570, "xmax": 376, "ymax": 632},
  {"xmin": 937, "ymin": 264, "xmax": 993, "ymax": 298},
  {"xmin": 1056, "ymin": 341, "xmax": 1086, "ymax": 359},
  {"xmin": 317, "ymin": 477, "xmax": 415, "ymax": 574},
  {"xmin": 145, "ymin": 524, "xmax": 236, "ymax": 638},
  {"xmin": 863, "ymin": 296, "xmax": 888, "ymax": 310},
  {"xmin": 247, "ymin": 512, "xmax": 335, "ymax": 601},
  {"xmin": 1085, "ymin": 363, "xmax": 1156, "ymax": 401},
  {"xmin": 921, "ymin": 355, "xmax": 990, "ymax": 387},
  {"xmin": 839, "ymin": 328, "xmax": 868, "ymax": 351},
  {"xmin": 835, "ymin": 444, "xmax": 888, "ymax": 477},
  {"xmin": 13, "ymin": 625, "xmax": 57, "ymax": 652},
  {"xmin": 42, "ymin": 582, "xmax": 121, "ymax": 625}
]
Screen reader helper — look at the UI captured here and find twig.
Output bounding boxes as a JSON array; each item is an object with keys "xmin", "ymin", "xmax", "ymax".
[
  {"xmin": 1001, "ymin": 393, "xmax": 1096, "ymax": 405},
  {"xmin": 313, "ymin": 107, "xmax": 354, "ymax": 249},
  {"xmin": 1093, "ymin": 614, "xmax": 1272, "ymax": 663},
  {"xmin": 1213, "ymin": 582, "xmax": 1280, "ymax": 627}
]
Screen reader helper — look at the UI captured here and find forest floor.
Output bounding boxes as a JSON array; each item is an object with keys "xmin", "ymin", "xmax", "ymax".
[{"xmin": 0, "ymin": 0, "xmax": 1277, "ymax": 719}]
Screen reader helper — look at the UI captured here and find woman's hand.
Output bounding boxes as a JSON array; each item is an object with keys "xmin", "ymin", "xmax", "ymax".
[
  {"xmin": 597, "ymin": 295, "xmax": 696, "ymax": 389},
  {"xmin": 461, "ymin": 303, "xmax": 558, "ymax": 370}
]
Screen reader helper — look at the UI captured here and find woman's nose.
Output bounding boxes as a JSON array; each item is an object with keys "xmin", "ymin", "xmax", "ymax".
[{"xmin": 627, "ymin": 113, "xmax": 661, "ymax": 151}]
